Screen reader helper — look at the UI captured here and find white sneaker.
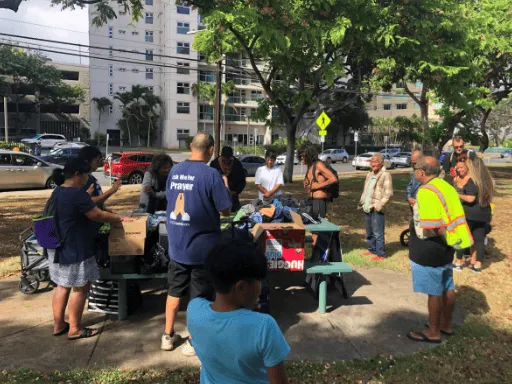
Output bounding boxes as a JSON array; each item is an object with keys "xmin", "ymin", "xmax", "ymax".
[
  {"xmin": 161, "ymin": 332, "xmax": 179, "ymax": 351},
  {"xmin": 181, "ymin": 339, "xmax": 197, "ymax": 357}
]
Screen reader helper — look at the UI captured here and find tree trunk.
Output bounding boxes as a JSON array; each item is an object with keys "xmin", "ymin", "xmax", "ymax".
[
  {"xmin": 479, "ymin": 109, "xmax": 491, "ymax": 153},
  {"xmin": 284, "ymin": 123, "xmax": 298, "ymax": 183},
  {"xmin": 15, "ymin": 96, "xmax": 20, "ymax": 137},
  {"xmin": 97, "ymin": 113, "xmax": 102, "ymax": 146},
  {"xmin": 419, "ymin": 101, "xmax": 429, "ymax": 151},
  {"xmin": 126, "ymin": 120, "xmax": 132, "ymax": 147},
  {"xmin": 147, "ymin": 119, "xmax": 152, "ymax": 147},
  {"xmin": 437, "ymin": 111, "xmax": 465, "ymax": 153}
]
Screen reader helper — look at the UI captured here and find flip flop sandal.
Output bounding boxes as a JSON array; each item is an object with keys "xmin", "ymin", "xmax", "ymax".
[
  {"xmin": 68, "ymin": 327, "xmax": 101, "ymax": 341},
  {"xmin": 406, "ymin": 331, "xmax": 442, "ymax": 344},
  {"xmin": 425, "ymin": 323, "xmax": 455, "ymax": 336},
  {"xmin": 53, "ymin": 322, "xmax": 70, "ymax": 337}
]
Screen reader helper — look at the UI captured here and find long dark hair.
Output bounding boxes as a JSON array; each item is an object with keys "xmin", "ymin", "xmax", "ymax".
[
  {"xmin": 52, "ymin": 158, "xmax": 91, "ymax": 186},
  {"xmin": 150, "ymin": 153, "xmax": 173, "ymax": 175},
  {"xmin": 297, "ymin": 143, "xmax": 318, "ymax": 166}
]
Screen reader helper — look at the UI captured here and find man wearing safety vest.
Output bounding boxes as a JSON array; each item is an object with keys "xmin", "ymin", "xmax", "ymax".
[{"xmin": 407, "ymin": 156, "xmax": 473, "ymax": 344}]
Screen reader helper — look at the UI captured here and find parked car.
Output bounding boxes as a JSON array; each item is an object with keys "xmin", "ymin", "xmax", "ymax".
[
  {"xmin": 319, "ymin": 148, "xmax": 349, "ymax": 164},
  {"xmin": 352, "ymin": 152, "xmax": 395, "ymax": 170},
  {"xmin": 239, "ymin": 155, "xmax": 266, "ymax": 176},
  {"xmin": 500, "ymin": 150, "xmax": 511, "ymax": 158},
  {"xmin": 38, "ymin": 147, "xmax": 82, "ymax": 165},
  {"xmin": 391, "ymin": 152, "xmax": 412, "ymax": 168},
  {"xmin": 21, "ymin": 134, "xmax": 66, "ymax": 148},
  {"xmin": 0, "ymin": 150, "xmax": 61, "ymax": 190},
  {"xmin": 52, "ymin": 141, "xmax": 89, "ymax": 150},
  {"xmin": 104, "ymin": 152, "xmax": 154, "ymax": 184},
  {"xmin": 380, "ymin": 148, "xmax": 401, "ymax": 156},
  {"xmin": 276, "ymin": 152, "xmax": 299, "ymax": 165}
]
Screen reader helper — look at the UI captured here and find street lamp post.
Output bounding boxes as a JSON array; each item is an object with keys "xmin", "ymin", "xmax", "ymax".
[{"xmin": 188, "ymin": 29, "xmax": 222, "ymax": 158}]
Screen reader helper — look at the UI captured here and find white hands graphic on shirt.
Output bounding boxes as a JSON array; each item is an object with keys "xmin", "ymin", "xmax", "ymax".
[{"xmin": 169, "ymin": 193, "xmax": 190, "ymax": 222}]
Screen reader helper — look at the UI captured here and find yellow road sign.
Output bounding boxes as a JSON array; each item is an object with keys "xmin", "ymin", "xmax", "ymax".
[
  {"xmin": 319, "ymin": 130, "xmax": 327, "ymax": 136},
  {"xmin": 316, "ymin": 112, "xmax": 331, "ymax": 130}
]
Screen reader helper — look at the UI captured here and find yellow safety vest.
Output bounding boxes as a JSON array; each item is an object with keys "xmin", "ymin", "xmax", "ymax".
[{"xmin": 416, "ymin": 178, "xmax": 474, "ymax": 250}]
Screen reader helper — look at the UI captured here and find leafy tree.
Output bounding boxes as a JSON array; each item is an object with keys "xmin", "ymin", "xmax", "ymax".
[
  {"xmin": 0, "ymin": 46, "xmax": 84, "ymax": 135},
  {"xmin": 190, "ymin": 0, "xmax": 384, "ymax": 182},
  {"xmin": 114, "ymin": 91, "xmax": 134, "ymax": 146},
  {"xmin": 91, "ymin": 97, "xmax": 112, "ymax": 145}
]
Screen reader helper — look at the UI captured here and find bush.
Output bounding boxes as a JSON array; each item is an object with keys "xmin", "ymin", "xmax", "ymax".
[
  {"xmin": 0, "ymin": 141, "xmax": 29, "ymax": 152},
  {"xmin": 185, "ymin": 136, "xmax": 194, "ymax": 147},
  {"xmin": 93, "ymin": 132, "xmax": 107, "ymax": 146}
]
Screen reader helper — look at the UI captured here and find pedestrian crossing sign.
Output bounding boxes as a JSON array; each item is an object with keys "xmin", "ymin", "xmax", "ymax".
[{"xmin": 316, "ymin": 111, "xmax": 331, "ymax": 131}]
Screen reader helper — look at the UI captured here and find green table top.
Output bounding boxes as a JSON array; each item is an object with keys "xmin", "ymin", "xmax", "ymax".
[{"xmin": 306, "ymin": 218, "xmax": 341, "ymax": 233}]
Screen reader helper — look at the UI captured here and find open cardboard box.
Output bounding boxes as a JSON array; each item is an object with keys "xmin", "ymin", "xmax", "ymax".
[
  {"xmin": 108, "ymin": 211, "xmax": 149, "ymax": 256},
  {"xmin": 251, "ymin": 210, "xmax": 306, "ymax": 271}
]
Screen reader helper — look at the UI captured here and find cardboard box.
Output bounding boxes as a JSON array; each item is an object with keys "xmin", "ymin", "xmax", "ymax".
[
  {"xmin": 251, "ymin": 211, "xmax": 305, "ymax": 271},
  {"xmin": 109, "ymin": 212, "xmax": 148, "ymax": 256}
]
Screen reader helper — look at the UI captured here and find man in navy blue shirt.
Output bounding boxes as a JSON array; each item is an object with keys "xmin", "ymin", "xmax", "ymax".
[{"xmin": 162, "ymin": 132, "xmax": 232, "ymax": 355}]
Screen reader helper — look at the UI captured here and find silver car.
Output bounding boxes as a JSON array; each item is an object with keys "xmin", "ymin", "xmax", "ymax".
[
  {"xmin": 391, "ymin": 152, "xmax": 412, "ymax": 167},
  {"xmin": 352, "ymin": 152, "xmax": 395, "ymax": 170},
  {"xmin": 21, "ymin": 134, "xmax": 67, "ymax": 149},
  {"xmin": 239, "ymin": 155, "xmax": 266, "ymax": 177},
  {"xmin": 319, "ymin": 148, "xmax": 349, "ymax": 164},
  {"xmin": 0, "ymin": 150, "xmax": 61, "ymax": 190}
]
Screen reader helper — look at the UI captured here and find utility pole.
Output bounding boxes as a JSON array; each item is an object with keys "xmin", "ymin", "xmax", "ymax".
[{"xmin": 3, "ymin": 97, "xmax": 8, "ymax": 142}]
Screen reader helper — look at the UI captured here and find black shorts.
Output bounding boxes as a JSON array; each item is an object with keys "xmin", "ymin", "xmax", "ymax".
[
  {"xmin": 312, "ymin": 198, "xmax": 328, "ymax": 218},
  {"xmin": 167, "ymin": 259, "xmax": 214, "ymax": 300}
]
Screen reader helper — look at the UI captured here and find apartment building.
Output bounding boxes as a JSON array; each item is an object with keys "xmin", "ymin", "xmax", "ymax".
[
  {"xmin": 89, "ymin": 1, "xmax": 268, "ymax": 149},
  {"xmin": 366, "ymin": 81, "xmax": 443, "ymax": 120}
]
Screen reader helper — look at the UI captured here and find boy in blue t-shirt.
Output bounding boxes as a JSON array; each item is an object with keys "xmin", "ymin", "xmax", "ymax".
[{"xmin": 187, "ymin": 240, "xmax": 290, "ymax": 384}]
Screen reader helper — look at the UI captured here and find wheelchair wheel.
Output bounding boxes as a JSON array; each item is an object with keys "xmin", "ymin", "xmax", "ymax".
[
  {"xmin": 19, "ymin": 276, "xmax": 40, "ymax": 294},
  {"xmin": 400, "ymin": 228, "xmax": 411, "ymax": 247}
]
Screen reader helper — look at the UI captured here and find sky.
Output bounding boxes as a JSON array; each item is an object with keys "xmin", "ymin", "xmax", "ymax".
[{"xmin": 0, "ymin": 0, "xmax": 89, "ymax": 64}]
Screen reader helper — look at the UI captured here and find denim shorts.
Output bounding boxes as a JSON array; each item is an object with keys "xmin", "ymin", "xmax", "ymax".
[{"xmin": 410, "ymin": 261, "xmax": 454, "ymax": 296}]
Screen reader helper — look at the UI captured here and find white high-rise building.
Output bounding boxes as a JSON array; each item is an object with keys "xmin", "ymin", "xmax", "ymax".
[{"xmin": 88, "ymin": 1, "xmax": 268, "ymax": 149}]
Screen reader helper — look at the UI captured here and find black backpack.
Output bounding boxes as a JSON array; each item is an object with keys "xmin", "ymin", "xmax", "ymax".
[{"xmin": 312, "ymin": 161, "xmax": 340, "ymax": 200}]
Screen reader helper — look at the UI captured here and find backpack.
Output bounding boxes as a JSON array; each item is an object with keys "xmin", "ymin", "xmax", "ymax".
[
  {"xmin": 33, "ymin": 188, "xmax": 63, "ymax": 250},
  {"xmin": 312, "ymin": 161, "xmax": 340, "ymax": 200}
]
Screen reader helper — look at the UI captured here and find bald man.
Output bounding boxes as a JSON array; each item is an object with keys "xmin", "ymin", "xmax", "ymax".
[
  {"xmin": 163, "ymin": 132, "xmax": 232, "ymax": 354},
  {"xmin": 358, "ymin": 153, "xmax": 393, "ymax": 261},
  {"xmin": 406, "ymin": 150, "xmax": 423, "ymax": 208}
]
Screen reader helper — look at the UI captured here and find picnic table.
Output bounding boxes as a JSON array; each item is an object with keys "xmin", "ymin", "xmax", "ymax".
[{"xmin": 98, "ymin": 216, "xmax": 352, "ymax": 320}]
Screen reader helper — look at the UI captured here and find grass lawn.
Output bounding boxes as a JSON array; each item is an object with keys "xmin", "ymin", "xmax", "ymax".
[{"xmin": 1, "ymin": 166, "xmax": 511, "ymax": 383}]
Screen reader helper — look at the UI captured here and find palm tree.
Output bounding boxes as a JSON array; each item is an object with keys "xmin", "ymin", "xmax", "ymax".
[
  {"xmin": 91, "ymin": 97, "xmax": 112, "ymax": 145},
  {"xmin": 114, "ymin": 91, "xmax": 134, "ymax": 146},
  {"xmin": 140, "ymin": 92, "xmax": 162, "ymax": 147}
]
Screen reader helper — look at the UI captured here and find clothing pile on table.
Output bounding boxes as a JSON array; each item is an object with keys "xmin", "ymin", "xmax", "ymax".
[{"xmin": 231, "ymin": 195, "xmax": 320, "ymax": 229}]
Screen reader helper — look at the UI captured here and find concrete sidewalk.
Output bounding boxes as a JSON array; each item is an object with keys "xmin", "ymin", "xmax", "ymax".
[{"xmin": 0, "ymin": 267, "xmax": 463, "ymax": 372}]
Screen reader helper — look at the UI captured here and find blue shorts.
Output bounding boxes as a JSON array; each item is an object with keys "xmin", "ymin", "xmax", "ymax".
[{"xmin": 410, "ymin": 261, "xmax": 454, "ymax": 296}]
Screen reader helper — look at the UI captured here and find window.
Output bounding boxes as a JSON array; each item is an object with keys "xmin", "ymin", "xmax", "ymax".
[
  {"xmin": 146, "ymin": 68, "xmax": 154, "ymax": 79},
  {"xmin": 108, "ymin": 105, "xmax": 113, "ymax": 114},
  {"xmin": 119, "ymin": 30, "xmax": 126, "ymax": 35},
  {"xmin": 13, "ymin": 155, "xmax": 38, "ymax": 167},
  {"xmin": 177, "ymin": 102, "xmax": 190, "ymax": 114},
  {"xmin": 108, "ymin": 83, "xmax": 113, "ymax": 96},
  {"xmin": 119, "ymin": 86, "xmax": 126, "ymax": 91},
  {"xmin": 383, "ymin": 104, "xmax": 392, "ymax": 111},
  {"xmin": 132, "ymin": 68, "xmax": 140, "ymax": 73},
  {"xmin": 177, "ymin": 62, "xmax": 190, "ymax": 74},
  {"xmin": 145, "ymin": 49, "xmax": 154, "ymax": 61},
  {"xmin": 132, "ymin": 31, "xmax": 139, "ymax": 36},
  {"xmin": 177, "ymin": 4, "xmax": 190, "ymax": 14},
  {"xmin": 109, "ymin": 64, "xmax": 113, "ymax": 77},
  {"xmin": 199, "ymin": 105, "xmax": 214, "ymax": 120},
  {"xmin": 145, "ymin": 12, "xmax": 154, "ymax": 24},
  {"xmin": 177, "ymin": 82, "xmax": 190, "ymax": 94},
  {"xmin": 119, "ymin": 68, "xmax": 126, "ymax": 72},
  {"xmin": 108, "ymin": 27, "xmax": 113, "ymax": 38},
  {"xmin": 145, "ymin": 31, "xmax": 153, "ymax": 43},
  {"xmin": 61, "ymin": 71, "xmax": 79, "ymax": 81},
  {"xmin": 396, "ymin": 103, "xmax": 408, "ymax": 110},
  {"xmin": 383, "ymin": 95, "xmax": 392, "ymax": 100},
  {"xmin": 415, "ymin": 80, "xmax": 423, "ymax": 88},
  {"xmin": 414, "ymin": 104, "xmax": 420, "ymax": 109},
  {"xmin": 177, "ymin": 129, "xmax": 190, "ymax": 134},
  {"xmin": 177, "ymin": 22, "xmax": 190, "ymax": 34},
  {"xmin": 396, "ymin": 81, "xmax": 404, "ymax": 89},
  {"xmin": 199, "ymin": 71, "xmax": 215, "ymax": 83},
  {"xmin": 251, "ymin": 90, "xmax": 262, "ymax": 100},
  {"xmin": 148, "ymin": 86, "xmax": 154, "ymax": 92},
  {"xmin": 145, "ymin": 0, "xmax": 153, "ymax": 5},
  {"xmin": 177, "ymin": 42, "xmax": 190, "ymax": 55},
  {"xmin": 108, "ymin": 46, "xmax": 113, "ymax": 58}
]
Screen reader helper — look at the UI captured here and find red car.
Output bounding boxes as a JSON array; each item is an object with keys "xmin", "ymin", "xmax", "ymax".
[{"xmin": 104, "ymin": 152, "xmax": 154, "ymax": 184}]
